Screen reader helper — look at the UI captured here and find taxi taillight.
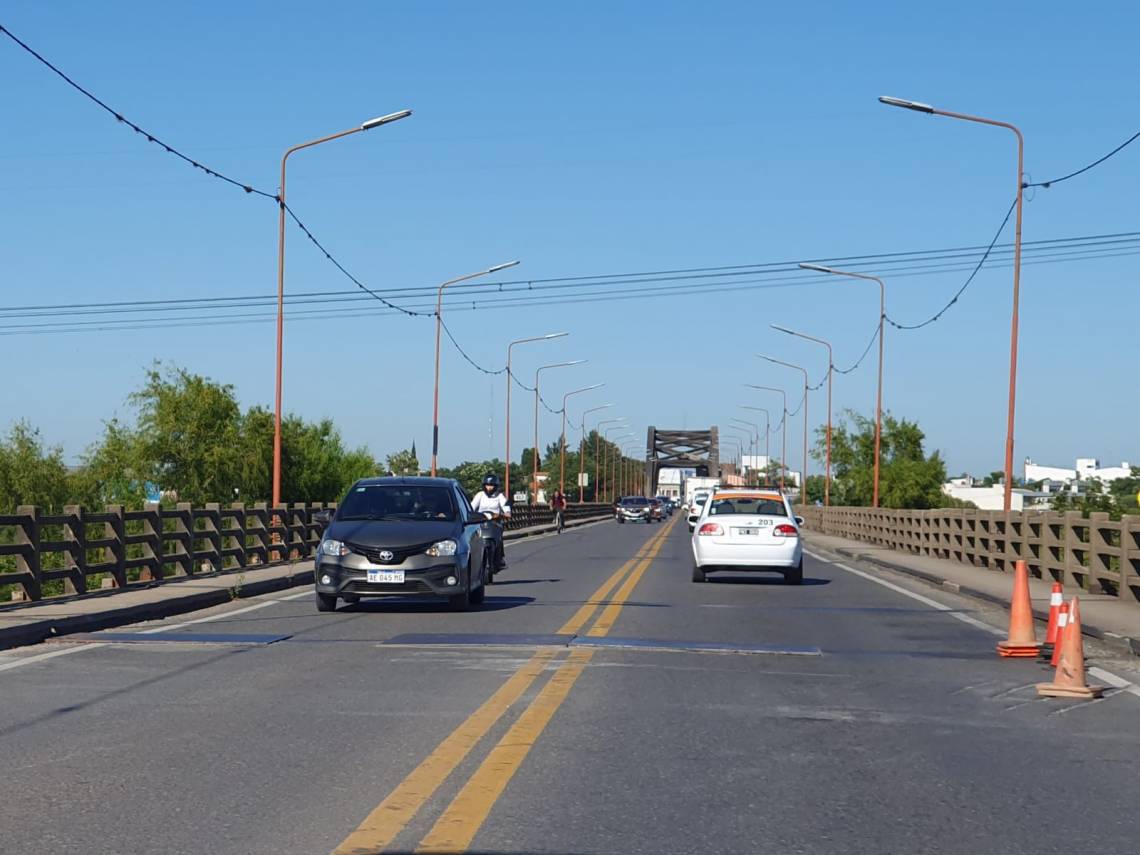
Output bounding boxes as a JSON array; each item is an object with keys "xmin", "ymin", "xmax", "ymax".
[
  {"xmin": 697, "ymin": 522, "xmax": 723, "ymax": 536},
  {"xmin": 773, "ymin": 524, "xmax": 799, "ymax": 538}
]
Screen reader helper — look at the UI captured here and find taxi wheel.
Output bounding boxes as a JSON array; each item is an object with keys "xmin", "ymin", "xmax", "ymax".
[
  {"xmin": 784, "ymin": 561, "xmax": 804, "ymax": 585},
  {"xmin": 692, "ymin": 565, "xmax": 706, "ymax": 583}
]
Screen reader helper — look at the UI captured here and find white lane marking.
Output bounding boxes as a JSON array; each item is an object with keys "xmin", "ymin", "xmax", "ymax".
[
  {"xmin": 1089, "ymin": 667, "xmax": 1140, "ymax": 698},
  {"xmin": 0, "ymin": 588, "xmax": 313, "ymax": 673},
  {"xmin": 807, "ymin": 549, "xmax": 1140, "ymax": 704},
  {"xmin": 0, "ymin": 643, "xmax": 108, "ymax": 672},
  {"xmin": 805, "ymin": 550, "xmax": 1004, "ymax": 637},
  {"xmin": 136, "ymin": 588, "xmax": 312, "ymax": 634}
]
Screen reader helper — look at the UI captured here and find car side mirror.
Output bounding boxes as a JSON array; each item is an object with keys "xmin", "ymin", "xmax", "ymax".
[
  {"xmin": 313, "ymin": 510, "xmax": 333, "ymax": 526},
  {"xmin": 795, "ymin": 516, "xmax": 805, "ymax": 526},
  {"xmin": 468, "ymin": 513, "xmax": 488, "ymax": 526}
]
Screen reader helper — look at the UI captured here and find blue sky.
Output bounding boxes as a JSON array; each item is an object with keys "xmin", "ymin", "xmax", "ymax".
[{"xmin": 2, "ymin": 1, "xmax": 1137, "ymax": 478}]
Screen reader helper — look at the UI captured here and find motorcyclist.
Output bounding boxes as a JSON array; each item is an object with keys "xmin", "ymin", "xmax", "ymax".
[{"xmin": 471, "ymin": 473, "xmax": 511, "ymax": 573}]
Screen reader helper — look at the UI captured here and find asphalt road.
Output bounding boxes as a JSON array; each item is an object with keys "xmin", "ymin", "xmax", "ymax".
[{"xmin": 2, "ymin": 515, "xmax": 1138, "ymax": 854}]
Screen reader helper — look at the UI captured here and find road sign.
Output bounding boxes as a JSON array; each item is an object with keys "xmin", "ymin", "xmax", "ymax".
[{"xmin": 578, "ymin": 472, "xmax": 589, "ymax": 487}]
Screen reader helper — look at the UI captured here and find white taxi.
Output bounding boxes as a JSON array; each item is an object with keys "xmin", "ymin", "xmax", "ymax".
[{"xmin": 690, "ymin": 488, "xmax": 804, "ymax": 584}]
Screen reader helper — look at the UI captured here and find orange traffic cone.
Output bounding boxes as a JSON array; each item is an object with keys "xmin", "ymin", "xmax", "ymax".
[
  {"xmin": 997, "ymin": 560, "xmax": 1041, "ymax": 658},
  {"xmin": 1037, "ymin": 596, "xmax": 1104, "ymax": 699},
  {"xmin": 1039, "ymin": 581, "xmax": 1064, "ymax": 660},
  {"xmin": 1049, "ymin": 602, "xmax": 1069, "ymax": 668}
]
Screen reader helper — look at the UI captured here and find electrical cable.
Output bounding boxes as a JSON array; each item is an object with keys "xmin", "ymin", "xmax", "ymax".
[{"xmin": 0, "ymin": 23, "xmax": 275, "ymax": 200}]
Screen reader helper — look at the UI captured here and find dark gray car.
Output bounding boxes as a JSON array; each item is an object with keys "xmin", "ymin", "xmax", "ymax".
[{"xmin": 313, "ymin": 476, "xmax": 491, "ymax": 612}]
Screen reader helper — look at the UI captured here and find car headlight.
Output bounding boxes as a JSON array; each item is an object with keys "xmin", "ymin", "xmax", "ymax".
[
  {"xmin": 319, "ymin": 538, "xmax": 349, "ymax": 557},
  {"xmin": 426, "ymin": 539, "xmax": 458, "ymax": 557}
]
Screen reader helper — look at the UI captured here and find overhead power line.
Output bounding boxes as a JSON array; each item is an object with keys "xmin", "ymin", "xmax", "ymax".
[
  {"xmin": 885, "ymin": 198, "xmax": 1018, "ymax": 330},
  {"xmin": 1025, "ymin": 127, "xmax": 1140, "ymax": 189},
  {"xmin": 0, "ymin": 24, "xmax": 276, "ymax": 200}
]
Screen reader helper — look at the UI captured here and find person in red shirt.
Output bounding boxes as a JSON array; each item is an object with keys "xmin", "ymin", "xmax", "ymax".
[{"xmin": 551, "ymin": 489, "xmax": 567, "ymax": 533}]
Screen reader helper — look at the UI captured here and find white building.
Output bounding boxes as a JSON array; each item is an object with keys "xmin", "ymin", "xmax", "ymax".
[
  {"xmin": 655, "ymin": 468, "xmax": 684, "ymax": 499},
  {"xmin": 1024, "ymin": 457, "xmax": 1133, "ymax": 486},
  {"xmin": 941, "ymin": 482, "xmax": 1033, "ymax": 511}
]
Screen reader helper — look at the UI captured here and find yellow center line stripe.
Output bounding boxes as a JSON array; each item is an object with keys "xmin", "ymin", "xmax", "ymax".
[
  {"xmin": 556, "ymin": 523, "xmax": 671, "ymax": 636},
  {"xmin": 331, "ymin": 517, "xmax": 675, "ymax": 855},
  {"xmin": 330, "ymin": 648, "xmax": 558, "ymax": 855},
  {"xmin": 586, "ymin": 516, "xmax": 675, "ymax": 638},
  {"xmin": 414, "ymin": 648, "xmax": 595, "ymax": 855},
  {"xmin": 411, "ymin": 517, "xmax": 677, "ymax": 853}
]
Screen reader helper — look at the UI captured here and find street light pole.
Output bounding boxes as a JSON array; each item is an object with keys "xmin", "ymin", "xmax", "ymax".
[
  {"xmin": 560, "ymin": 384, "xmax": 604, "ymax": 497},
  {"xmin": 505, "ymin": 333, "xmax": 567, "ymax": 501},
  {"xmin": 729, "ymin": 418, "xmax": 760, "ymax": 483},
  {"xmin": 799, "ymin": 263, "xmax": 886, "ymax": 507},
  {"xmin": 596, "ymin": 419, "xmax": 625, "ymax": 502},
  {"xmin": 879, "ymin": 95, "xmax": 1025, "ymax": 512},
  {"xmin": 739, "ymin": 406, "xmax": 771, "ymax": 483},
  {"xmin": 606, "ymin": 430, "xmax": 633, "ymax": 503},
  {"xmin": 432, "ymin": 260, "xmax": 521, "ymax": 476},
  {"xmin": 759, "ymin": 355, "xmax": 810, "ymax": 509},
  {"xmin": 274, "ymin": 109, "xmax": 411, "ymax": 504},
  {"xmin": 745, "ymin": 385, "xmax": 787, "ymax": 491},
  {"xmin": 771, "ymin": 325, "xmax": 834, "ymax": 507},
  {"xmin": 533, "ymin": 360, "xmax": 585, "ymax": 502},
  {"xmin": 579, "ymin": 404, "xmax": 613, "ymax": 503}
]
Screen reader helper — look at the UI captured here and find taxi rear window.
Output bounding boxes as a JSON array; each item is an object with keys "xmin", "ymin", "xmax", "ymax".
[{"xmin": 708, "ymin": 495, "xmax": 787, "ymax": 517}]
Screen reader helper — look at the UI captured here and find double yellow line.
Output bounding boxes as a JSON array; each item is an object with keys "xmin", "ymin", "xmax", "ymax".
[{"xmin": 332, "ymin": 517, "xmax": 676, "ymax": 855}]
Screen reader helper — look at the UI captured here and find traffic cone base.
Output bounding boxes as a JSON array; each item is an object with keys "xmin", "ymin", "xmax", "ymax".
[
  {"xmin": 997, "ymin": 641, "xmax": 1041, "ymax": 658},
  {"xmin": 1035, "ymin": 681, "xmax": 1104, "ymax": 699}
]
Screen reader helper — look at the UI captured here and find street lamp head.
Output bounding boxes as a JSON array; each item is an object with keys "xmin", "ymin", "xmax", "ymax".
[
  {"xmin": 770, "ymin": 324, "xmax": 795, "ymax": 336},
  {"xmin": 543, "ymin": 332, "xmax": 569, "ymax": 340},
  {"xmin": 362, "ymin": 109, "xmax": 413, "ymax": 130},
  {"xmin": 878, "ymin": 96, "xmax": 934, "ymax": 114},
  {"xmin": 798, "ymin": 262, "xmax": 836, "ymax": 274},
  {"xmin": 487, "ymin": 260, "xmax": 521, "ymax": 274}
]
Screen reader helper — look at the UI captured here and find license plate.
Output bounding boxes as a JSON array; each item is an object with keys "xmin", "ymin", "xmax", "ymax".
[
  {"xmin": 367, "ymin": 570, "xmax": 404, "ymax": 584},
  {"xmin": 733, "ymin": 528, "xmax": 760, "ymax": 536}
]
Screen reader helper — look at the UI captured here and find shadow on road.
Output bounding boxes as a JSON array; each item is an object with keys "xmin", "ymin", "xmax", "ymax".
[
  {"xmin": 342, "ymin": 596, "xmax": 534, "ymax": 614},
  {"xmin": 490, "ymin": 578, "xmax": 561, "ymax": 585},
  {"xmin": 706, "ymin": 576, "xmax": 831, "ymax": 586}
]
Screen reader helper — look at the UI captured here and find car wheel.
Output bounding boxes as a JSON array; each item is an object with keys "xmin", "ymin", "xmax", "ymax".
[
  {"xmin": 342, "ymin": 594, "xmax": 360, "ymax": 605},
  {"xmin": 449, "ymin": 571, "xmax": 472, "ymax": 611},
  {"xmin": 316, "ymin": 592, "xmax": 338, "ymax": 612},
  {"xmin": 784, "ymin": 560, "xmax": 804, "ymax": 585},
  {"xmin": 470, "ymin": 557, "xmax": 489, "ymax": 605},
  {"xmin": 692, "ymin": 565, "xmax": 706, "ymax": 583}
]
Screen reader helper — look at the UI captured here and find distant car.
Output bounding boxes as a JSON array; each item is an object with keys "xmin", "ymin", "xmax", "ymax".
[
  {"xmin": 648, "ymin": 498, "xmax": 665, "ymax": 522},
  {"xmin": 655, "ymin": 496, "xmax": 674, "ymax": 516},
  {"xmin": 313, "ymin": 476, "xmax": 491, "ymax": 612},
  {"xmin": 616, "ymin": 496, "xmax": 653, "ymax": 524},
  {"xmin": 686, "ymin": 491, "xmax": 711, "ymax": 532},
  {"xmin": 690, "ymin": 488, "xmax": 804, "ymax": 585}
]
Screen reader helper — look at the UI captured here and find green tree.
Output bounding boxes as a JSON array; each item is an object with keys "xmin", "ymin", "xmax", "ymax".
[
  {"xmin": 813, "ymin": 410, "xmax": 947, "ymax": 509},
  {"xmin": 386, "ymin": 447, "xmax": 420, "ymax": 476},
  {"xmin": 0, "ymin": 422, "xmax": 71, "ymax": 514},
  {"xmin": 71, "ymin": 418, "xmax": 150, "ymax": 509},
  {"xmin": 130, "ymin": 364, "xmax": 245, "ymax": 505}
]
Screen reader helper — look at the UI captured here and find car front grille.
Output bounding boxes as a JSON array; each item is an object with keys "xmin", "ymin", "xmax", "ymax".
[
  {"xmin": 344, "ymin": 579, "xmax": 435, "ymax": 595},
  {"xmin": 347, "ymin": 541, "xmax": 433, "ymax": 564}
]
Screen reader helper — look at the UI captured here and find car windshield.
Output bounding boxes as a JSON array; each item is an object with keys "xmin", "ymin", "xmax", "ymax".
[
  {"xmin": 337, "ymin": 484, "xmax": 457, "ymax": 521},
  {"xmin": 709, "ymin": 496, "xmax": 787, "ymax": 516},
  {"xmin": 620, "ymin": 497, "xmax": 649, "ymax": 506}
]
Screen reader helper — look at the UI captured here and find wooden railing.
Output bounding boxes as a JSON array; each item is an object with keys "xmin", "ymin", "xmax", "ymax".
[{"xmin": 0, "ymin": 501, "xmax": 614, "ymax": 603}]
